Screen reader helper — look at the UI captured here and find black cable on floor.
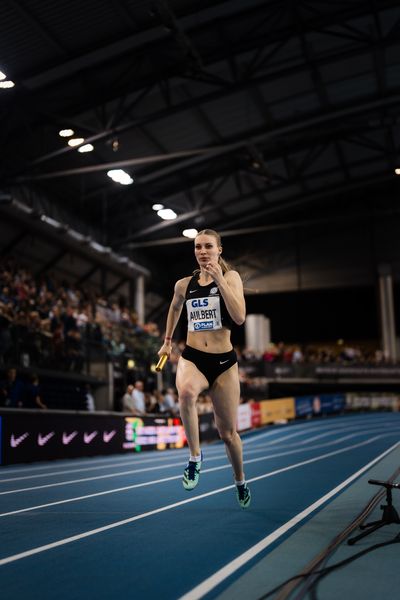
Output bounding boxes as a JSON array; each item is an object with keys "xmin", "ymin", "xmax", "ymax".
[{"xmin": 256, "ymin": 467, "xmax": 400, "ymax": 600}]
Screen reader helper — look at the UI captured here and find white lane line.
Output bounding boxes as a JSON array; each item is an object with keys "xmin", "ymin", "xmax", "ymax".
[
  {"xmin": 2, "ymin": 428, "xmax": 400, "ymax": 496},
  {"xmin": 0, "ymin": 451, "xmax": 192, "ymax": 483},
  {"xmin": 247, "ymin": 422, "xmax": 399, "ymax": 445},
  {"xmin": 177, "ymin": 440, "xmax": 400, "ymax": 600},
  {"xmin": 254, "ymin": 426, "xmax": 400, "ymax": 451},
  {"xmin": 0, "ymin": 434, "xmax": 394, "ymax": 522}
]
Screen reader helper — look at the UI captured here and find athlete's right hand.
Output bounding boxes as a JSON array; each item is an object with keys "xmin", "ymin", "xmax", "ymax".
[{"xmin": 158, "ymin": 341, "xmax": 172, "ymax": 357}]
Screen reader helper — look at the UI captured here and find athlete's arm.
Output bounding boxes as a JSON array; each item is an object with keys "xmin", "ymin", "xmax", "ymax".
[
  {"xmin": 217, "ymin": 270, "xmax": 246, "ymax": 325},
  {"xmin": 204, "ymin": 262, "xmax": 246, "ymax": 325},
  {"xmin": 158, "ymin": 277, "xmax": 190, "ymax": 356}
]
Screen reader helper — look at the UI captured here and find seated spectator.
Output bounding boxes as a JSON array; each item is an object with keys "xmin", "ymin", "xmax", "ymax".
[
  {"xmin": 24, "ymin": 373, "xmax": 47, "ymax": 409},
  {"xmin": 131, "ymin": 380, "xmax": 146, "ymax": 415},
  {"xmin": 84, "ymin": 384, "xmax": 96, "ymax": 412},
  {"xmin": 121, "ymin": 384, "xmax": 134, "ymax": 413},
  {"xmin": 0, "ymin": 368, "xmax": 25, "ymax": 408}
]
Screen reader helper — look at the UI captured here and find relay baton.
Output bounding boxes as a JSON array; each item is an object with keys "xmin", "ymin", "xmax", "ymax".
[{"xmin": 156, "ymin": 353, "xmax": 168, "ymax": 372}]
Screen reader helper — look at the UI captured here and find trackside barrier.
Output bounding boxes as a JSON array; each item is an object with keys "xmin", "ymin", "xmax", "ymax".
[{"xmin": 1, "ymin": 392, "xmax": 399, "ymax": 464}]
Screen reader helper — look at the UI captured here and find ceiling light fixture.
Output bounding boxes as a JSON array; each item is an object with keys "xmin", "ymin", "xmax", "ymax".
[
  {"xmin": 59, "ymin": 129, "xmax": 74, "ymax": 137},
  {"xmin": 182, "ymin": 229, "xmax": 198, "ymax": 238},
  {"xmin": 68, "ymin": 137, "xmax": 85, "ymax": 147},
  {"xmin": 107, "ymin": 169, "xmax": 133, "ymax": 185},
  {"xmin": 152, "ymin": 203, "xmax": 164, "ymax": 211},
  {"xmin": 157, "ymin": 208, "xmax": 177, "ymax": 220},
  {"xmin": 78, "ymin": 143, "xmax": 94, "ymax": 153}
]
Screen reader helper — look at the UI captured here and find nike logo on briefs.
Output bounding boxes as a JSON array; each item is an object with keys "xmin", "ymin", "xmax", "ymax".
[
  {"xmin": 220, "ymin": 359, "xmax": 229, "ymax": 364},
  {"xmin": 189, "ymin": 289, "xmax": 198, "ymax": 293}
]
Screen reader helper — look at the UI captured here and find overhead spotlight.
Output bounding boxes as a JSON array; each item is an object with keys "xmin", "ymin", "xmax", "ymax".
[
  {"xmin": 0, "ymin": 80, "xmax": 15, "ymax": 88},
  {"xmin": 395, "ymin": 168, "xmax": 400, "ymax": 175},
  {"xmin": 112, "ymin": 139, "xmax": 119, "ymax": 152},
  {"xmin": 182, "ymin": 229, "xmax": 198, "ymax": 239},
  {"xmin": 78, "ymin": 143, "xmax": 94, "ymax": 153},
  {"xmin": 157, "ymin": 208, "xmax": 177, "ymax": 220},
  {"xmin": 59, "ymin": 129, "xmax": 74, "ymax": 137},
  {"xmin": 152, "ymin": 203, "xmax": 164, "ymax": 211},
  {"xmin": 107, "ymin": 169, "xmax": 133, "ymax": 185},
  {"xmin": 68, "ymin": 137, "xmax": 85, "ymax": 147},
  {"xmin": 0, "ymin": 71, "xmax": 6, "ymax": 81}
]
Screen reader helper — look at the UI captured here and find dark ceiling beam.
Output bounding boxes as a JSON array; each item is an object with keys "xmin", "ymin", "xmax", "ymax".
[
  {"xmin": 133, "ymin": 89, "xmax": 400, "ymax": 186},
  {"xmin": 106, "ymin": 277, "xmax": 128, "ymax": 297},
  {"xmin": 76, "ymin": 265, "xmax": 99, "ymax": 286},
  {"xmin": 1, "ymin": 230, "xmax": 28, "ymax": 256},
  {"xmin": 35, "ymin": 249, "xmax": 66, "ymax": 277},
  {"xmin": 107, "ymin": 0, "xmax": 140, "ymax": 30},
  {"xmin": 13, "ymin": 10, "xmax": 397, "ymax": 173},
  {"xmin": 178, "ymin": 85, "xmax": 223, "ymax": 142},
  {"xmin": 333, "ymin": 141, "xmax": 351, "ymax": 181},
  {"xmin": 20, "ymin": 0, "xmax": 399, "ymax": 92},
  {"xmin": 153, "ymin": 0, "xmax": 204, "ymax": 70},
  {"xmin": 122, "ymin": 203, "xmax": 400, "ymax": 249},
  {"xmin": 0, "ymin": 200, "xmax": 150, "ymax": 278},
  {"xmin": 8, "ymin": 0, "xmax": 68, "ymax": 58},
  {"xmin": 218, "ymin": 171, "xmax": 396, "ymax": 232},
  {"xmin": 108, "ymin": 85, "xmax": 155, "ymax": 130},
  {"xmin": 86, "ymin": 124, "xmax": 397, "ymax": 246}
]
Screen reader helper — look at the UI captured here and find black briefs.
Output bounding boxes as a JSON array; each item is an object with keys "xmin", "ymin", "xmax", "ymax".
[{"xmin": 181, "ymin": 345, "xmax": 237, "ymax": 388}]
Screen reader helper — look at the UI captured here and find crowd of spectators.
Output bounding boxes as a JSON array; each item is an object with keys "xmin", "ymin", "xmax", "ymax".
[
  {"xmin": 121, "ymin": 380, "xmax": 180, "ymax": 416},
  {"xmin": 0, "ymin": 257, "xmax": 161, "ymax": 373},
  {"xmin": 237, "ymin": 341, "xmax": 391, "ymax": 365}
]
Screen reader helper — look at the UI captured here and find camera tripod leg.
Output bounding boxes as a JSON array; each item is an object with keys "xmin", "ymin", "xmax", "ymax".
[{"xmin": 348, "ymin": 521, "xmax": 388, "ymax": 545}]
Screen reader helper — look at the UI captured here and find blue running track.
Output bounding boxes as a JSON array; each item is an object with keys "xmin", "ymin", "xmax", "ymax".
[{"xmin": 1, "ymin": 412, "xmax": 400, "ymax": 600}]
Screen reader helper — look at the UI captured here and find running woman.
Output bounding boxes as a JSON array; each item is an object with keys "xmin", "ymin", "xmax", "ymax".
[{"xmin": 158, "ymin": 229, "xmax": 251, "ymax": 508}]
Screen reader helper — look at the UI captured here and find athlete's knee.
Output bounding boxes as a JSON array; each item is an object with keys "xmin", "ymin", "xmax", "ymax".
[
  {"xmin": 178, "ymin": 387, "xmax": 198, "ymax": 407},
  {"xmin": 218, "ymin": 428, "xmax": 237, "ymax": 446}
]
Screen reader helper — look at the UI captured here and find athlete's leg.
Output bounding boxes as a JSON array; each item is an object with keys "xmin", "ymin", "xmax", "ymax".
[
  {"xmin": 210, "ymin": 364, "xmax": 244, "ymax": 481},
  {"xmin": 176, "ymin": 356, "xmax": 209, "ymax": 457}
]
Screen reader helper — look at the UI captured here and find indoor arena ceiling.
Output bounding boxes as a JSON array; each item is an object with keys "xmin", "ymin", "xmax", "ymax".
[{"xmin": 0, "ymin": 0, "xmax": 400, "ymax": 301}]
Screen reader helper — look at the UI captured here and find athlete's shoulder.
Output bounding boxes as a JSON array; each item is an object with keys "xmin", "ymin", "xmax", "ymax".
[
  {"xmin": 175, "ymin": 275, "xmax": 193, "ymax": 295},
  {"xmin": 224, "ymin": 269, "xmax": 242, "ymax": 283}
]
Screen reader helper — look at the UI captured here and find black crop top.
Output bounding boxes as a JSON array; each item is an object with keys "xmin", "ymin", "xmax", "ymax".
[{"xmin": 184, "ymin": 272, "xmax": 234, "ymax": 331}]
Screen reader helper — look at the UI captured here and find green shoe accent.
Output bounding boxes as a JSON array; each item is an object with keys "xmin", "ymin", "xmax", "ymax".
[
  {"xmin": 236, "ymin": 483, "xmax": 251, "ymax": 509},
  {"xmin": 182, "ymin": 452, "xmax": 203, "ymax": 491}
]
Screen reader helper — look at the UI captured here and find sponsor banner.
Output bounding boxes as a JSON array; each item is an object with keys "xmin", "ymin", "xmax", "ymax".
[
  {"xmin": 297, "ymin": 394, "xmax": 346, "ymax": 416},
  {"xmin": 123, "ymin": 416, "xmax": 186, "ymax": 451},
  {"xmin": 251, "ymin": 402, "xmax": 262, "ymax": 428},
  {"xmin": 295, "ymin": 396, "xmax": 314, "ymax": 418},
  {"xmin": 236, "ymin": 404, "xmax": 252, "ymax": 431},
  {"xmin": 1, "ymin": 410, "xmax": 124, "ymax": 465},
  {"xmin": 315, "ymin": 365, "xmax": 400, "ymax": 378},
  {"xmin": 0, "ymin": 410, "xmax": 190, "ymax": 465},
  {"xmin": 260, "ymin": 398, "xmax": 295, "ymax": 425},
  {"xmin": 346, "ymin": 393, "xmax": 400, "ymax": 411}
]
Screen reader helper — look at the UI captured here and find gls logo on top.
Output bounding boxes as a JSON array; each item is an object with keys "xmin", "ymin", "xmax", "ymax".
[{"xmin": 191, "ymin": 298, "xmax": 208, "ymax": 307}]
